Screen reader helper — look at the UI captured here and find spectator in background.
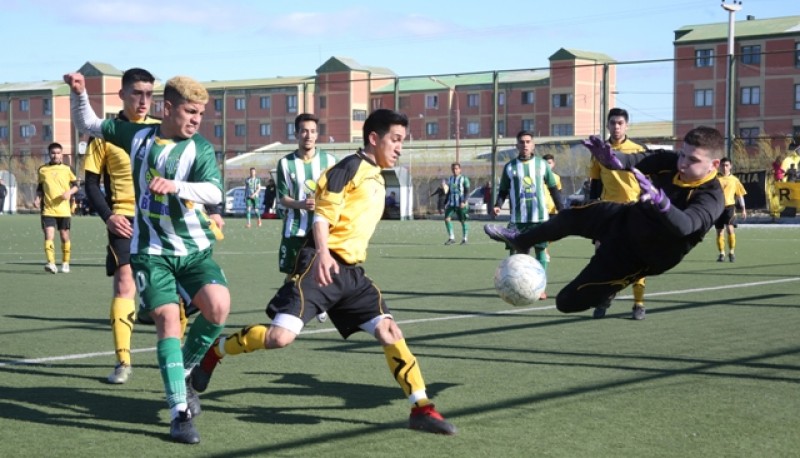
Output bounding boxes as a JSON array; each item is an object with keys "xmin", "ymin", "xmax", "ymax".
[
  {"xmin": 772, "ymin": 156, "xmax": 785, "ymax": 182},
  {"xmin": 430, "ymin": 179, "xmax": 448, "ymax": 215},
  {"xmin": 0, "ymin": 178, "xmax": 7, "ymax": 215},
  {"xmin": 263, "ymin": 178, "xmax": 277, "ymax": 216},
  {"xmin": 787, "ymin": 164, "xmax": 798, "ymax": 182}
]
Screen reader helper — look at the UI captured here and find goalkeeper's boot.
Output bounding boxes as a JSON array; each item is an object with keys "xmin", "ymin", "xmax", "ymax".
[
  {"xmin": 409, "ymin": 404, "xmax": 457, "ymax": 435},
  {"xmin": 632, "ymin": 304, "xmax": 646, "ymax": 321},
  {"xmin": 191, "ymin": 342, "xmax": 222, "ymax": 393},
  {"xmin": 729, "ymin": 253, "xmax": 736, "ymax": 263},
  {"xmin": 717, "ymin": 253, "xmax": 725, "ymax": 262},
  {"xmin": 483, "ymin": 225, "xmax": 528, "ymax": 254},
  {"xmin": 170, "ymin": 409, "xmax": 200, "ymax": 444},
  {"xmin": 593, "ymin": 294, "xmax": 615, "ymax": 319}
]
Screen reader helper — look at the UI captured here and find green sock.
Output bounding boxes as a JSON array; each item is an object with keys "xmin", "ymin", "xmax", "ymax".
[
  {"xmin": 445, "ymin": 221, "xmax": 454, "ymax": 239},
  {"xmin": 182, "ymin": 314, "xmax": 225, "ymax": 370},
  {"xmin": 157, "ymin": 337, "xmax": 185, "ymax": 409},
  {"xmin": 535, "ymin": 248, "xmax": 548, "ymax": 271}
]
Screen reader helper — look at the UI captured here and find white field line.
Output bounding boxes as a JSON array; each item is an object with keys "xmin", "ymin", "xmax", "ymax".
[{"xmin": 1, "ymin": 277, "xmax": 796, "ymax": 368}]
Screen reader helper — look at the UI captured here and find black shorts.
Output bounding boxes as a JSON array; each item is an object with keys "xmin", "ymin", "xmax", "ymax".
[
  {"xmin": 41, "ymin": 216, "xmax": 71, "ymax": 231},
  {"xmin": 266, "ymin": 246, "xmax": 391, "ymax": 339},
  {"xmin": 106, "ymin": 217, "xmax": 134, "ymax": 276},
  {"xmin": 714, "ymin": 206, "xmax": 735, "ymax": 229}
]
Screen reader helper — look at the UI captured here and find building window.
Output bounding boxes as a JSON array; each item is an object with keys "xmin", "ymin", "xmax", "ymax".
[
  {"xmin": 214, "ymin": 98, "xmax": 223, "ymax": 112},
  {"xmin": 214, "ymin": 125, "xmax": 223, "ymax": 138},
  {"xmin": 552, "ymin": 124, "xmax": 574, "ymax": 136},
  {"xmin": 0, "ymin": 100, "xmax": 7, "ymax": 112},
  {"xmin": 20, "ymin": 124, "xmax": 35, "ymax": 138},
  {"xmin": 521, "ymin": 119, "xmax": 534, "ymax": 131},
  {"xmin": 19, "ymin": 99, "xmax": 29, "ymax": 112},
  {"xmin": 497, "ymin": 120, "xmax": 506, "ymax": 137},
  {"xmin": 467, "ymin": 94, "xmax": 479, "ymax": 108},
  {"xmin": 287, "ymin": 122, "xmax": 296, "ymax": 140},
  {"xmin": 795, "ymin": 42, "xmax": 800, "ymax": 68},
  {"xmin": 694, "ymin": 89, "xmax": 713, "ymax": 107},
  {"xmin": 552, "ymin": 94, "xmax": 572, "ymax": 108},
  {"xmin": 793, "ymin": 125, "xmax": 800, "ymax": 139},
  {"xmin": 318, "ymin": 123, "xmax": 326, "ymax": 137},
  {"xmin": 286, "ymin": 95, "xmax": 298, "ymax": 113},
  {"xmin": 234, "ymin": 124, "xmax": 246, "ymax": 137},
  {"xmin": 425, "ymin": 94, "xmax": 439, "ymax": 109},
  {"xmin": 259, "ymin": 123, "xmax": 271, "ymax": 137},
  {"xmin": 426, "ymin": 122, "xmax": 439, "ymax": 136},
  {"xmin": 741, "ymin": 86, "xmax": 760, "ymax": 106},
  {"xmin": 521, "ymin": 91, "xmax": 534, "ymax": 105},
  {"xmin": 259, "ymin": 96, "xmax": 271, "ymax": 109},
  {"xmin": 370, "ymin": 98, "xmax": 381, "ymax": 111},
  {"xmin": 695, "ymin": 49, "xmax": 714, "ymax": 67},
  {"xmin": 399, "ymin": 96, "xmax": 410, "ymax": 109},
  {"xmin": 741, "ymin": 45, "xmax": 761, "ymax": 65},
  {"xmin": 795, "ymin": 84, "xmax": 800, "ymax": 110},
  {"xmin": 42, "ymin": 125, "xmax": 52, "ymax": 141},
  {"xmin": 739, "ymin": 127, "xmax": 759, "ymax": 146},
  {"xmin": 352, "ymin": 109, "xmax": 367, "ymax": 121},
  {"xmin": 467, "ymin": 121, "xmax": 480, "ymax": 135},
  {"xmin": 43, "ymin": 99, "xmax": 51, "ymax": 115},
  {"xmin": 0, "ymin": 126, "xmax": 8, "ymax": 138},
  {"xmin": 154, "ymin": 100, "xmax": 163, "ymax": 113},
  {"xmin": 498, "ymin": 92, "xmax": 506, "ymax": 106},
  {"xmin": 234, "ymin": 98, "xmax": 246, "ymax": 111},
  {"xmin": 320, "ymin": 96, "xmax": 327, "ymax": 109}
]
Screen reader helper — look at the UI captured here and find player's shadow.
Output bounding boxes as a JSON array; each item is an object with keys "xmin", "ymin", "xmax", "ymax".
[
  {"xmin": 203, "ymin": 372, "xmax": 458, "ymax": 427},
  {"xmin": 0, "ymin": 384, "xmax": 166, "ymax": 438}
]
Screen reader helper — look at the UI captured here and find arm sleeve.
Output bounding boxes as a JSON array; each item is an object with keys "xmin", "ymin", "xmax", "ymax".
[
  {"xmin": 589, "ymin": 179, "xmax": 603, "ymax": 200},
  {"xmin": 70, "ymin": 91, "xmax": 104, "ymax": 138},
  {"xmin": 174, "ymin": 181, "xmax": 222, "ymax": 205},
  {"xmin": 84, "ymin": 171, "xmax": 113, "ymax": 222},
  {"xmin": 548, "ymin": 186, "xmax": 563, "ymax": 212}
]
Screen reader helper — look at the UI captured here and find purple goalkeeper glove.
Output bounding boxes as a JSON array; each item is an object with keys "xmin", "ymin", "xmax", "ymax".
[
  {"xmin": 582, "ymin": 136, "xmax": 624, "ymax": 170},
  {"xmin": 632, "ymin": 168, "xmax": 670, "ymax": 212}
]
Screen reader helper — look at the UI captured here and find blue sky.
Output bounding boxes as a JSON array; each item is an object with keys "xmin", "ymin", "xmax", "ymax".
[{"xmin": 1, "ymin": 0, "xmax": 792, "ymax": 122}]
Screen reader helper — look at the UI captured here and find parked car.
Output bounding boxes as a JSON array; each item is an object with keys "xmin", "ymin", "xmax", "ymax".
[{"xmin": 466, "ymin": 187, "xmax": 509, "ymax": 214}]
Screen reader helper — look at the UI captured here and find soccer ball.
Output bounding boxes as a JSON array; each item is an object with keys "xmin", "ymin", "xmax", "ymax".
[{"xmin": 494, "ymin": 254, "xmax": 547, "ymax": 306}]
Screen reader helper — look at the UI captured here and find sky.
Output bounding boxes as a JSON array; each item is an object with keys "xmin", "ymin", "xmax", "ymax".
[{"xmin": 1, "ymin": 0, "xmax": 794, "ymax": 123}]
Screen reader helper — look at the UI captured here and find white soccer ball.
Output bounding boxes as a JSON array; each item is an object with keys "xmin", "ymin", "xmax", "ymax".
[{"xmin": 494, "ymin": 254, "xmax": 547, "ymax": 306}]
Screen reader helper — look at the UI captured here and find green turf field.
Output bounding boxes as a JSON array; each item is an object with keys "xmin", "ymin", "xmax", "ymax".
[{"xmin": 0, "ymin": 214, "xmax": 797, "ymax": 457}]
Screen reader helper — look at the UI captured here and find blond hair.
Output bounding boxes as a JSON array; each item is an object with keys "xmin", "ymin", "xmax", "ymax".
[{"xmin": 164, "ymin": 76, "xmax": 208, "ymax": 105}]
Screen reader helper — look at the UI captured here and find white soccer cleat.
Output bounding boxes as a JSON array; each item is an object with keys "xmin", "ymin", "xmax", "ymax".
[
  {"xmin": 316, "ymin": 311, "xmax": 328, "ymax": 323},
  {"xmin": 61, "ymin": 263, "xmax": 70, "ymax": 273},
  {"xmin": 107, "ymin": 363, "xmax": 132, "ymax": 384},
  {"xmin": 44, "ymin": 263, "xmax": 57, "ymax": 274}
]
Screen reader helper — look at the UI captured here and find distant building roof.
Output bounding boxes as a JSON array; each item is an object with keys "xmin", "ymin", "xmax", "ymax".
[
  {"xmin": 316, "ymin": 56, "xmax": 396, "ymax": 76},
  {"xmin": 372, "ymin": 70, "xmax": 550, "ymax": 94},
  {"xmin": 674, "ymin": 15, "xmax": 800, "ymax": 43},
  {"xmin": 549, "ymin": 48, "xmax": 616, "ymax": 63},
  {"xmin": 0, "ymin": 80, "xmax": 69, "ymax": 96},
  {"xmin": 202, "ymin": 76, "xmax": 313, "ymax": 91}
]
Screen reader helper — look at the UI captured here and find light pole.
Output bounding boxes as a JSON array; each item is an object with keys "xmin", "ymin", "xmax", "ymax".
[
  {"xmin": 429, "ymin": 77, "xmax": 461, "ymax": 163},
  {"xmin": 722, "ymin": 1, "xmax": 742, "ymax": 160}
]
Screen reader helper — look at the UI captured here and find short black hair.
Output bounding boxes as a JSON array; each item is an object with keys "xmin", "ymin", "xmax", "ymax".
[
  {"xmin": 607, "ymin": 107, "xmax": 629, "ymax": 123},
  {"xmin": 294, "ymin": 113, "xmax": 319, "ymax": 132},
  {"xmin": 542, "ymin": 153, "xmax": 555, "ymax": 161},
  {"xmin": 684, "ymin": 126, "xmax": 725, "ymax": 160},
  {"xmin": 122, "ymin": 68, "xmax": 155, "ymax": 87},
  {"xmin": 362, "ymin": 109, "xmax": 408, "ymax": 147},
  {"xmin": 48, "ymin": 142, "xmax": 63, "ymax": 153},
  {"xmin": 516, "ymin": 130, "xmax": 534, "ymax": 141}
]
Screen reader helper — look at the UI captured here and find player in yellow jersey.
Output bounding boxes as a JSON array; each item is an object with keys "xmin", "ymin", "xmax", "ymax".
[
  {"xmin": 587, "ymin": 108, "xmax": 648, "ymax": 320},
  {"xmin": 714, "ymin": 157, "xmax": 747, "ymax": 262},
  {"xmin": 35, "ymin": 142, "xmax": 79, "ymax": 274},
  {"xmin": 190, "ymin": 109, "xmax": 457, "ymax": 435}
]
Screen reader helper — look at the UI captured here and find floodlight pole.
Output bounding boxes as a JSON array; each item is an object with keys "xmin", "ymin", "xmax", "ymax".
[{"xmin": 722, "ymin": 1, "xmax": 742, "ymax": 160}]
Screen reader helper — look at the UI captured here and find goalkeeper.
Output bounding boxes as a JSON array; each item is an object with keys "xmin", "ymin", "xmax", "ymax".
[{"xmin": 484, "ymin": 126, "xmax": 725, "ymax": 315}]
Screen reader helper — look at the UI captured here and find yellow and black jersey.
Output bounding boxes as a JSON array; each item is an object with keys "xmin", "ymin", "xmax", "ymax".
[
  {"xmin": 314, "ymin": 150, "xmax": 385, "ymax": 265},
  {"xmin": 717, "ymin": 174, "xmax": 746, "ymax": 207},
  {"xmin": 83, "ymin": 113, "xmax": 160, "ymax": 217},
  {"xmin": 38, "ymin": 163, "xmax": 77, "ymax": 217},
  {"xmin": 588, "ymin": 136, "xmax": 645, "ymax": 203}
]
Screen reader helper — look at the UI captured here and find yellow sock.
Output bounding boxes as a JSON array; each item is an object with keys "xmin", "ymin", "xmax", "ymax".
[
  {"xmin": 222, "ymin": 324, "xmax": 268, "ymax": 356},
  {"xmin": 62, "ymin": 241, "xmax": 71, "ymax": 263},
  {"xmin": 179, "ymin": 303, "xmax": 188, "ymax": 340},
  {"xmin": 729, "ymin": 233, "xmax": 736, "ymax": 252},
  {"xmin": 716, "ymin": 234, "xmax": 724, "ymax": 253},
  {"xmin": 110, "ymin": 297, "xmax": 136, "ymax": 366},
  {"xmin": 383, "ymin": 338, "xmax": 427, "ymax": 404},
  {"xmin": 44, "ymin": 240, "xmax": 55, "ymax": 264},
  {"xmin": 632, "ymin": 278, "xmax": 646, "ymax": 305}
]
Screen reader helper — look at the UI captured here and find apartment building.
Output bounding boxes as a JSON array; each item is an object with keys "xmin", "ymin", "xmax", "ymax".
[
  {"xmin": 673, "ymin": 15, "xmax": 800, "ymax": 144},
  {"xmin": 0, "ymin": 49, "xmax": 616, "ymax": 163}
]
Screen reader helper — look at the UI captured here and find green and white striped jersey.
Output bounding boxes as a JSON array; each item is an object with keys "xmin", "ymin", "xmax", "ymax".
[
  {"xmin": 245, "ymin": 176, "xmax": 261, "ymax": 198},
  {"xmin": 499, "ymin": 156, "xmax": 557, "ymax": 223},
  {"xmin": 101, "ymin": 119, "xmax": 223, "ymax": 256},
  {"xmin": 446, "ymin": 174, "xmax": 470, "ymax": 207},
  {"xmin": 276, "ymin": 148, "xmax": 336, "ymax": 238}
]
